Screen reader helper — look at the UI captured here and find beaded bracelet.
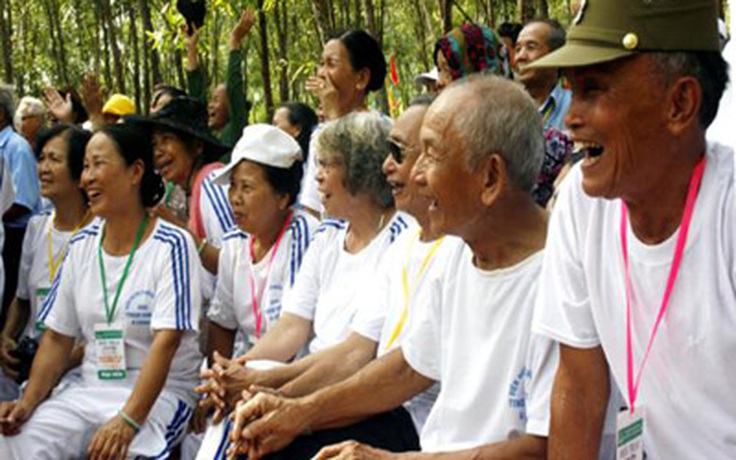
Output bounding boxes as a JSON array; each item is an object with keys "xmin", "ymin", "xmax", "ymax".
[{"xmin": 117, "ymin": 409, "xmax": 141, "ymax": 432}]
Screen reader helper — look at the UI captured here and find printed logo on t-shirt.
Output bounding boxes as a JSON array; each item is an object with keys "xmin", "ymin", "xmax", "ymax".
[
  {"xmin": 265, "ymin": 284, "xmax": 284, "ymax": 323},
  {"xmin": 124, "ymin": 290, "xmax": 154, "ymax": 326},
  {"xmin": 508, "ymin": 366, "xmax": 531, "ymax": 422}
]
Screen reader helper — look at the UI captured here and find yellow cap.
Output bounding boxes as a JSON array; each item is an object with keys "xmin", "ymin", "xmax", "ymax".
[{"xmin": 102, "ymin": 94, "xmax": 136, "ymax": 116}]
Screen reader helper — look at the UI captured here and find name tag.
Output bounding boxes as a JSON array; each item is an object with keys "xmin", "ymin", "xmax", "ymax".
[
  {"xmin": 617, "ymin": 406, "xmax": 645, "ymax": 460},
  {"xmin": 35, "ymin": 287, "xmax": 51, "ymax": 332},
  {"xmin": 94, "ymin": 323, "xmax": 127, "ymax": 380}
]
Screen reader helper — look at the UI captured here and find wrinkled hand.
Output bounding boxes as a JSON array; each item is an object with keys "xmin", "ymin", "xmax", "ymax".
[
  {"xmin": 0, "ymin": 399, "xmax": 34, "ymax": 436},
  {"xmin": 195, "ymin": 352, "xmax": 255, "ymax": 424},
  {"xmin": 306, "ymin": 76, "xmax": 340, "ymax": 121},
  {"xmin": 231, "ymin": 9, "xmax": 255, "ymax": 48},
  {"xmin": 0, "ymin": 335, "xmax": 20, "ymax": 380},
  {"xmin": 312, "ymin": 441, "xmax": 398, "ymax": 460},
  {"xmin": 81, "ymin": 73, "xmax": 105, "ymax": 117},
  {"xmin": 87, "ymin": 414, "xmax": 138, "ymax": 460},
  {"xmin": 43, "ymin": 88, "xmax": 74, "ymax": 124},
  {"xmin": 227, "ymin": 391, "xmax": 310, "ymax": 460}
]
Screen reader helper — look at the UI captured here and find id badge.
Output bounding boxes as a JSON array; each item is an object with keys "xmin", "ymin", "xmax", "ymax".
[
  {"xmin": 94, "ymin": 323, "xmax": 127, "ymax": 380},
  {"xmin": 617, "ymin": 406, "xmax": 645, "ymax": 460},
  {"xmin": 35, "ymin": 287, "xmax": 50, "ymax": 332}
]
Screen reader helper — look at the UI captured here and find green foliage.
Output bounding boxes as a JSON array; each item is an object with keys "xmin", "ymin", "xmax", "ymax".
[{"xmin": 2, "ymin": 0, "xmax": 574, "ymax": 120}]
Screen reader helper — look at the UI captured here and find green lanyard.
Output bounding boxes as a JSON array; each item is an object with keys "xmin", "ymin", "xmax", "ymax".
[{"xmin": 98, "ymin": 214, "xmax": 149, "ymax": 324}]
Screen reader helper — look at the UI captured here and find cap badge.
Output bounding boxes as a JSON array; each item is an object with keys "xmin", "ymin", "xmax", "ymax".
[{"xmin": 622, "ymin": 33, "xmax": 639, "ymax": 50}]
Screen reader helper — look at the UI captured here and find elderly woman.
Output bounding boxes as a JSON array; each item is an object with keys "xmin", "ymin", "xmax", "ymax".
[
  {"xmin": 195, "ymin": 112, "xmax": 413, "ymax": 459},
  {"xmin": 0, "ymin": 123, "xmax": 202, "ymax": 459},
  {"xmin": 0, "ymin": 125, "xmax": 94, "ymax": 401},
  {"xmin": 132, "ymin": 96, "xmax": 234, "ymax": 275},
  {"xmin": 299, "ymin": 28, "xmax": 387, "ymax": 215},
  {"xmin": 207, "ymin": 124, "xmax": 319, "ymax": 359}
]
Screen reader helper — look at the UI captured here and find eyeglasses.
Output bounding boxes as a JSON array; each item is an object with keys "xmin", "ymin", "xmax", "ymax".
[{"xmin": 388, "ymin": 139, "xmax": 405, "ymax": 164}]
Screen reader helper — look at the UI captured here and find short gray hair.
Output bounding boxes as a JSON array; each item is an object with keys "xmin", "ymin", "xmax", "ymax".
[
  {"xmin": 0, "ymin": 84, "xmax": 16, "ymax": 126},
  {"xmin": 14, "ymin": 96, "xmax": 46, "ymax": 131},
  {"xmin": 316, "ymin": 111, "xmax": 394, "ymax": 208},
  {"xmin": 445, "ymin": 74, "xmax": 543, "ymax": 192}
]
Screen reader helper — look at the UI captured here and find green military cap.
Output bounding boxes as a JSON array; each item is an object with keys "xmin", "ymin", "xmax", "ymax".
[{"xmin": 530, "ymin": 0, "xmax": 720, "ymax": 68}]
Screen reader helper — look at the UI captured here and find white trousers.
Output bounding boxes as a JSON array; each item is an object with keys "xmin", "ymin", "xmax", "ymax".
[{"xmin": 0, "ymin": 378, "xmax": 193, "ymax": 459}]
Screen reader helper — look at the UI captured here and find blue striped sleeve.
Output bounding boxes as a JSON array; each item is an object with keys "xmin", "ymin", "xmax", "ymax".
[{"xmin": 153, "ymin": 226, "xmax": 193, "ymax": 330}]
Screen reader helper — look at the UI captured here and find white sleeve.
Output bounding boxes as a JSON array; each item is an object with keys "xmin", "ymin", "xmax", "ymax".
[
  {"xmin": 281, "ymin": 226, "xmax": 330, "ymax": 321},
  {"xmin": 15, "ymin": 217, "xmax": 39, "ymax": 300},
  {"xmin": 151, "ymin": 230, "xmax": 202, "ymax": 332},
  {"xmin": 401, "ymin": 272, "xmax": 442, "ymax": 381},
  {"xmin": 532, "ymin": 167, "xmax": 600, "ymax": 348},
  {"xmin": 0, "ymin": 160, "xmax": 14, "ymax": 214},
  {"xmin": 40, "ymin": 249, "xmax": 81, "ymax": 338},
  {"xmin": 208, "ymin": 239, "xmax": 239, "ymax": 330},
  {"xmin": 524, "ymin": 334, "xmax": 559, "ymax": 437},
  {"xmin": 200, "ymin": 175, "xmax": 235, "ymax": 247}
]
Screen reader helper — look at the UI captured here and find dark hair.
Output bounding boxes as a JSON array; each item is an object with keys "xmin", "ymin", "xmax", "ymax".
[
  {"xmin": 151, "ymin": 85, "xmax": 187, "ymax": 109},
  {"xmin": 59, "ymin": 87, "xmax": 89, "ymax": 124},
  {"xmin": 261, "ymin": 162, "xmax": 304, "ymax": 207},
  {"xmin": 525, "ymin": 18, "xmax": 566, "ymax": 51},
  {"xmin": 651, "ymin": 51, "xmax": 729, "ymax": 129},
  {"xmin": 497, "ymin": 22, "xmax": 523, "ymax": 45},
  {"xmin": 98, "ymin": 123, "xmax": 165, "ymax": 207},
  {"xmin": 279, "ymin": 102, "xmax": 318, "ymax": 161},
  {"xmin": 35, "ymin": 124, "xmax": 92, "ymax": 183},
  {"xmin": 330, "ymin": 29, "xmax": 387, "ymax": 93}
]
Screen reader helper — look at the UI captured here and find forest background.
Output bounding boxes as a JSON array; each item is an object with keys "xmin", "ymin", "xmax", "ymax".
[{"xmin": 0, "ymin": 0, "xmax": 731, "ymax": 121}]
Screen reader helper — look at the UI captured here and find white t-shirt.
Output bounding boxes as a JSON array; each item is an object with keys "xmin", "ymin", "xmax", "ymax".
[
  {"xmin": 351, "ymin": 230, "xmax": 455, "ymax": 432},
  {"xmin": 39, "ymin": 218, "xmax": 203, "ymax": 404},
  {"xmin": 208, "ymin": 210, "xmax": 319, "ymax": 342},
  {"xmin": 199, "ymin": 168, "xmax": 235, "ymax": 247},
  {"xmin": 16, "ymin": 212, "xmax": 99, "ymax": 339},
  {"xmin": 533, "ymin": 143, "xmax": 736, "ymax": 459},
  {"xmin": 297, "ymin": 127, "xmax": 323, "ymax": 214},
  {"xmin": 403, "ymin": 239, "xmax": 557, "ymax": 452},
  {"xmin": 283, "ymin": 212, "xmax": 415, "ymax": 353}
]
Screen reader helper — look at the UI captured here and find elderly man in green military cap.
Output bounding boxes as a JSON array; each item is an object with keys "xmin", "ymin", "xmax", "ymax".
[{"xmin": 531, "ymin": 0, "xmax": 731, "ymax": 459}]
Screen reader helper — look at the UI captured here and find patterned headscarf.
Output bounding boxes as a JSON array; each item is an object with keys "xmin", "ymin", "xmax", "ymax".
[{"xmin": 434, "ymin": 24, "xmax": 510, "ymax": 80}]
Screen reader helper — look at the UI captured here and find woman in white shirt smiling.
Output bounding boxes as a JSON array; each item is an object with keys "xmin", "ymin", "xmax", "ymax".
[{"xmin": 0, "ymin": 123, "xmax": 202, "ymax": 460}]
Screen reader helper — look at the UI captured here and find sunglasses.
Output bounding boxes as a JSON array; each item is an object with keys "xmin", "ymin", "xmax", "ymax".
[{"xmin": 388, "ymin": 139, "xmax": 405, "ymax": 164}]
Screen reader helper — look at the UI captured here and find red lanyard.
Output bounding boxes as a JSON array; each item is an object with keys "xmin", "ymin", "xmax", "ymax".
[
  {"xmin": 248, "ymin": 212, "xmax": 293, "ymax": 339},
  {"xmin": 620, "ymin": 155, "xmax": 705, "ymax": 413}
]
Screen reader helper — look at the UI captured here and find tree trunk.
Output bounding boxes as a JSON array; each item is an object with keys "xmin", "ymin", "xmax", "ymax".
[
  {"xmin": 518, "ymin": 0, "xmax": 536, "ymax": 23},
  {"xmin": 0, "ymin": 0, "xmax": 14, "ymax": 84},
  {"xmin": 538, "ymin": 0, "xmax": 549, "ymax": 19},
  {"xmin": 441, "ymin": 0, "xmax": 452, "ymax": 33},
  {"xmin": 257, "ymin": 0, "xmax": 275, "ymax": 121},
  {"xmin": 101, "ymin": 0, "xmax": 125, "ymax": 93},
  {"xmin": 411, "ymin": 0, "xmax": 430, "ymax": 71},
  {"xmin": 128, "ymin": 4, "xmax": 141, "ymax": 112},
  {"xmin": 275, "ymin": 0, "xmax": 289, "ymax": 103},
  {"xmin": 100, "ymin": 4, "xmax": 113, "ymax": 89},
  {"xmin": 51, "ymin": 0, "xmax": 69, "ymax": 84},
  {"xmin": 139, "ymin": 0, "xmax": 162, "ymax": 85}
]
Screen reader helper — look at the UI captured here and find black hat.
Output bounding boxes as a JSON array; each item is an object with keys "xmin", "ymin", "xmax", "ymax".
[
  {"xmin": 127, "ymin": 96, "xmax": 228, "ymax": 162},
  {"xmin": 177, "ymin": 0, "xmax": 206, "ymax": 31}
]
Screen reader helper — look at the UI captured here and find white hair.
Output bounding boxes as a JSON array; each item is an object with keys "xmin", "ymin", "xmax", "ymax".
[{"xmin": 14, "ymin": 96, "xmax": 46, "ymax": 131}]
